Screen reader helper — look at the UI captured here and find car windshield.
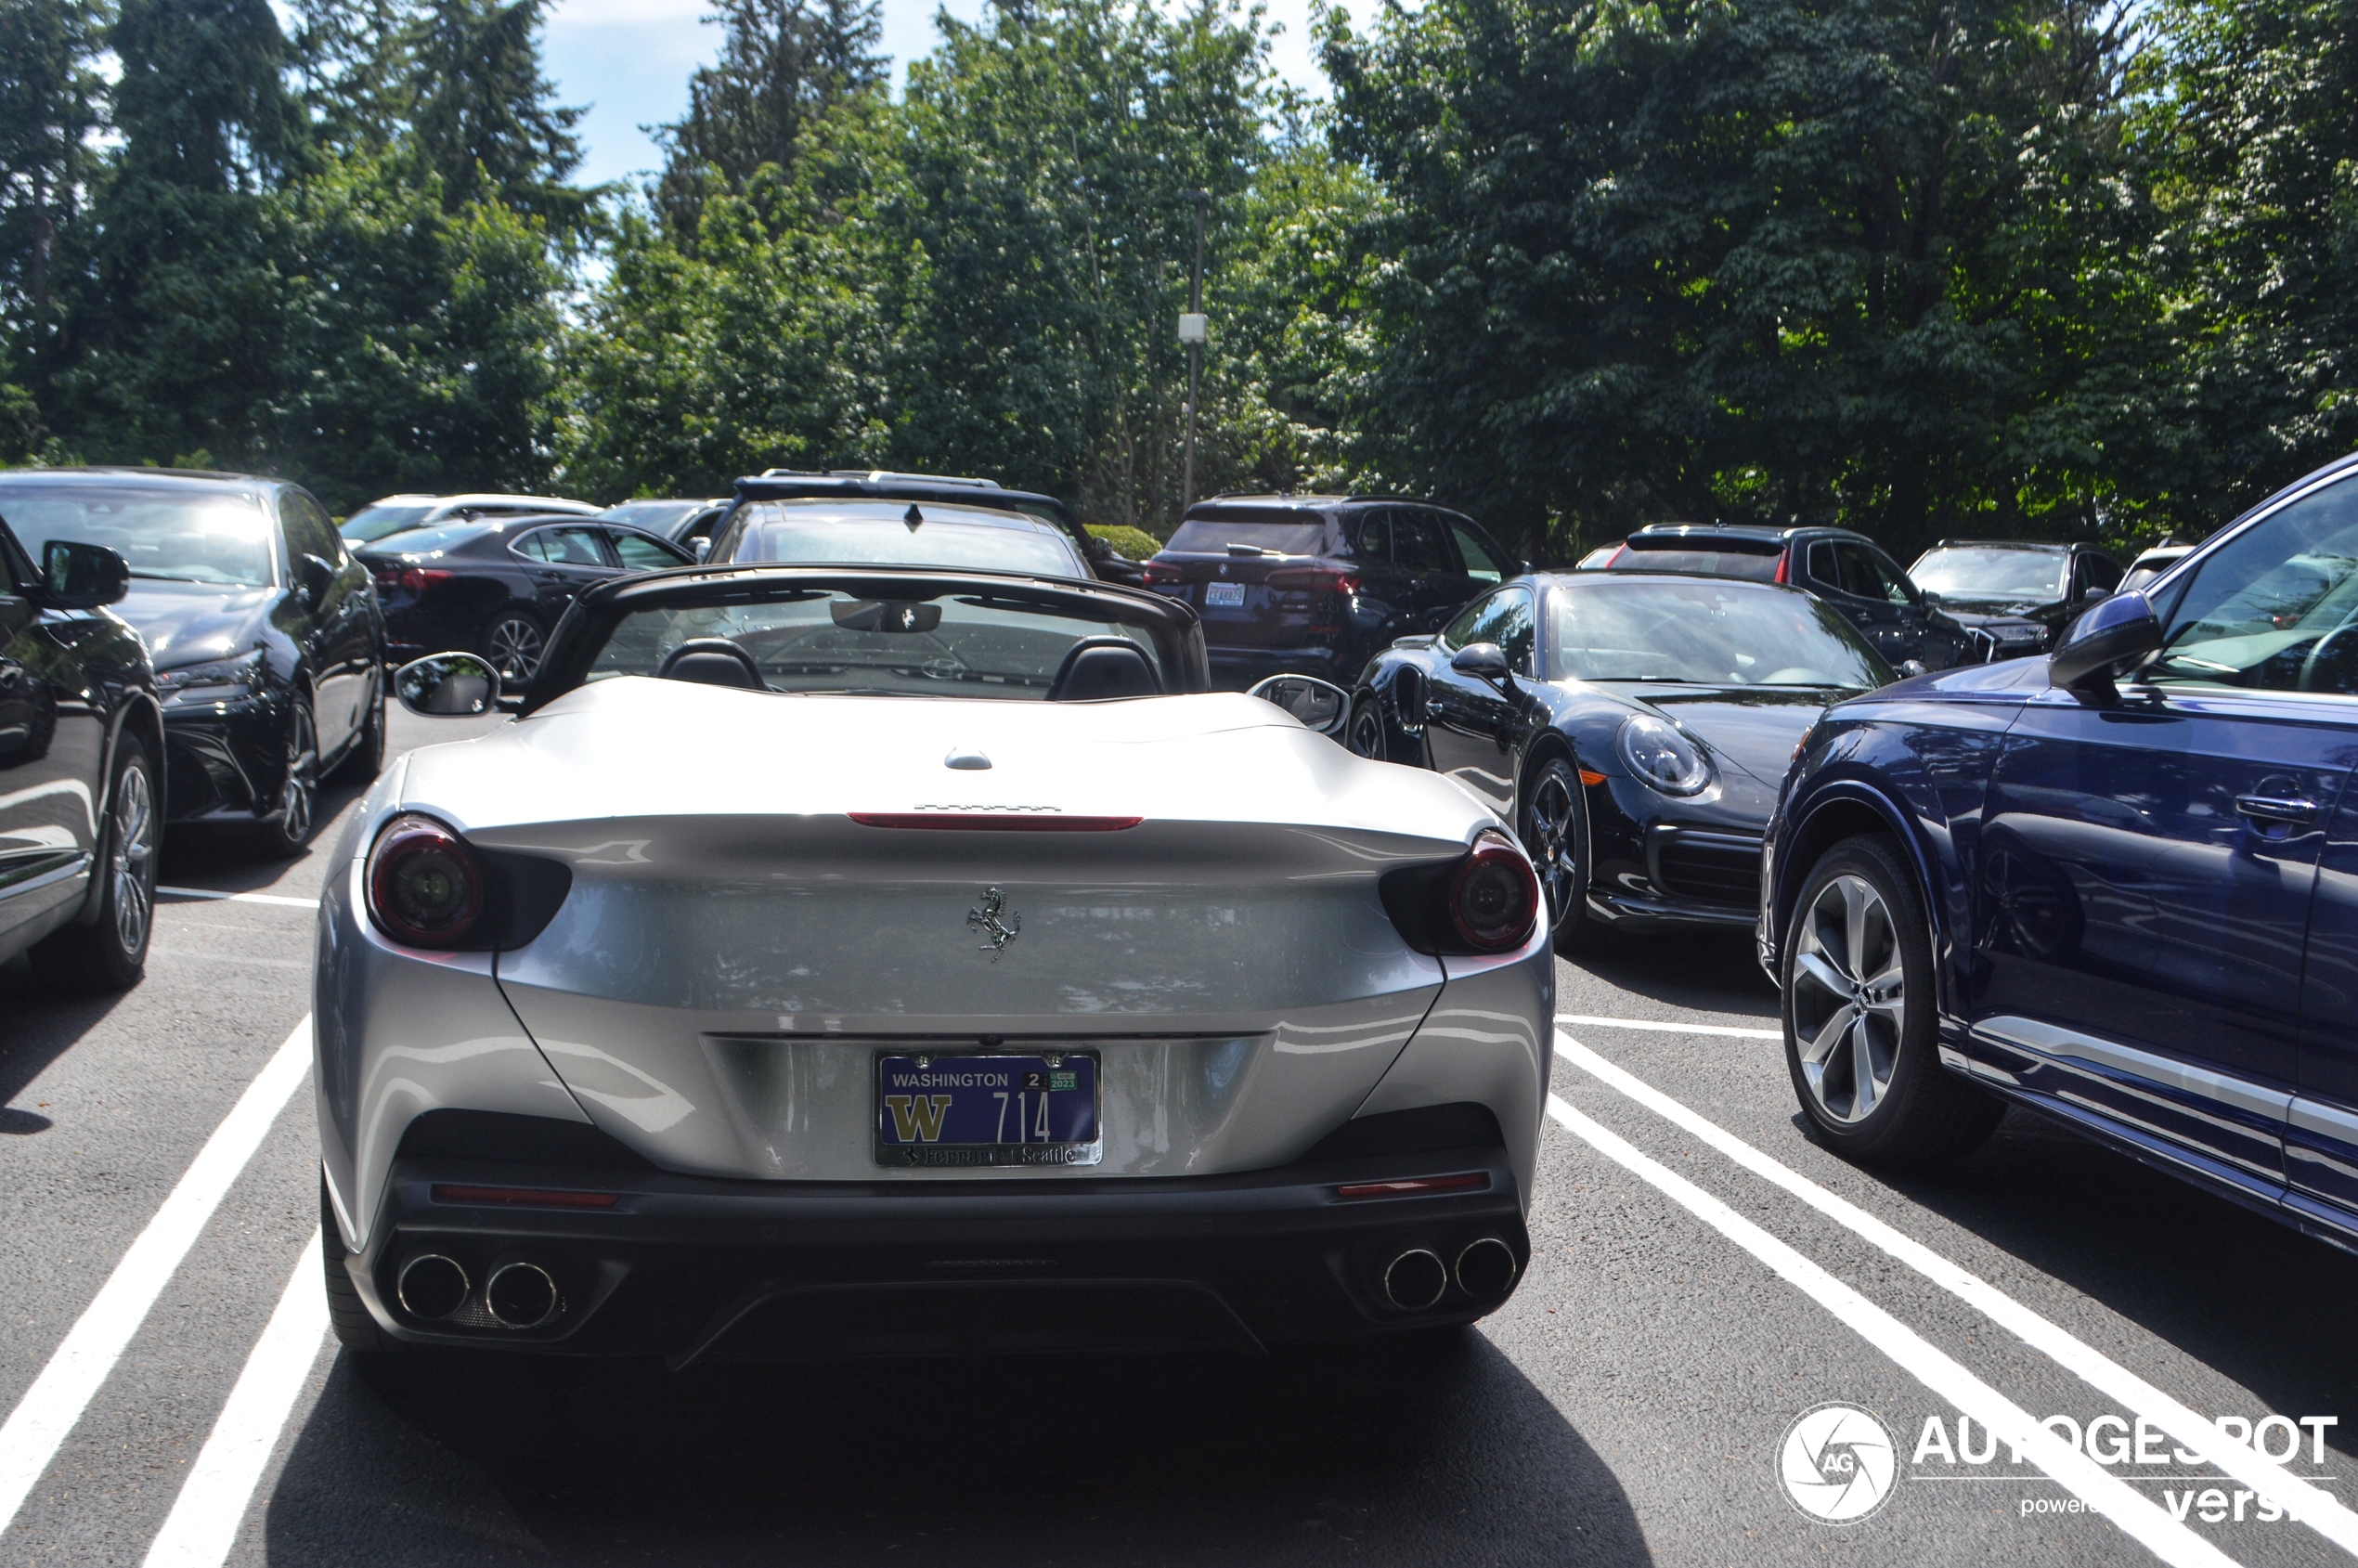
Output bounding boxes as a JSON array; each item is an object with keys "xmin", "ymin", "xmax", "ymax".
[
  {"xmin": 1911, "ymin": 547, "xmax": 2066, "ymax": 601},
  {"xmin": 2153, "ymin": 482, "xmax": 2358, "ymax": 687},
  {"xmin": 363, "ymin": 523, "xmax": 491, "ymax": 556},
  {"xmin": 586, "ymin": 586, "xmax": 1170, "ymax": 699},
  {"xmin": 1608, "ymin": 541, "xmax": 1781, "ymax": 581},
  {"xmin": 1164, "ymin": 517, "xmax": 1328, "ymax": 556},
  {"xmin": 1549, "ymin": 577, "xmax": 1887, "ymax": 688},
  {"xmin": 730, "ymin": 506, "xmax": 1084, "ymax": 577},
  {"xmin": 602, "ymin": 500, "xmax": 701, "ymax": 531},
  {"xmin": 0, "ymin": 485, "xmax": 275, "ymax": 587},
  {"xmin": 343, "ymin": 501, "xmax": 438, "ymax": 543}
]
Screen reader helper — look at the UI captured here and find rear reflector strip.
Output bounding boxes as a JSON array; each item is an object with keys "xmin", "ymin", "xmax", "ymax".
[
  {"xmin": 1333, "ymin": 1173, "xmax": 1490, "ymax": 1201},
  {"xmin": 431, "ymin": 1185, "xmax": 621, "ymax": 1209},
  {"xmin": 849, "ymin": 813, "xmax": 1143, "ymax": 832}
]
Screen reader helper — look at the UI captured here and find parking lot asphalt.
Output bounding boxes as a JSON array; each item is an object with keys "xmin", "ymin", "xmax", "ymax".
[{"xmin": 4, "ymin": 712, "xmax": 2355, "ymax": 1566}]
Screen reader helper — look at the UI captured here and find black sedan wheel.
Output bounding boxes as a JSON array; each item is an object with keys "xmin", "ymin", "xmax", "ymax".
[
  {"xmin": 1781, "ymin": 835, "xmax": 1999, "ymax": 1164},
  {"xmin": 255, "ymin": 700, "xmax": 318, "ymax": 858},
  {"xmin": 483, "ymin": 611, "xmax": 547, "ymax": 687},
  {"xmin": 32, "ymin": 734, "xmax": 158, "ymax": 991},
  {"xmin": 1520, "ymin": 758, "xmax": 1596, "ymax": 954},
  {"xmin": 341, "ymin": 671, "xmax": 386, "ymax": 782}
]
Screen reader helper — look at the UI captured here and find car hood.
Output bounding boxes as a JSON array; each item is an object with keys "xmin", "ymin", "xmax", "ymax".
[
  {"xmin": 402, "ymin": 679, "xmax": 1496, "ymax": 843},
  {"xmin": 1928, "ymin": 594, "xmax": 2062, "ymax": 626},
  {"xmin": 113, "ymin": 581, "xmax": 274, "ymax": 667},
  {"xmin": 1619, "ymin": 685, "xmax": 1844, "ymax": 788}
]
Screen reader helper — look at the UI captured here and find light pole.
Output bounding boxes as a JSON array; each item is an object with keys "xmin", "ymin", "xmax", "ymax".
[{"xmin": 1178, "ymin": 189, "xmax": 1210, "ymax": 512}]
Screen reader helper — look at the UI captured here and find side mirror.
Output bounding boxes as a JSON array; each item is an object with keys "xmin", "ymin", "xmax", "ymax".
[
  {"xmin": 298, "ymin": 552, "xmax": 335, "ymax": 610},
  {"xmin": 2049, "ymin": 590, "xmax": 2161, "ymax": 693},
  {"xmin": 2079, "ymin": 584, "xmax": 2111, "ymax": 605},
  {"xmin": 1897, "ymin": 659, "xmax": 1929, "ymax": 680},
  {"xmin": 692, "ymin": 538, "xmax": 712, "ymax": 563},
  {"xmin": 41, "ymin": 540, "xmax": 129, "ymax": 608},
  {"xmin": 1451, "ymin": 641, "xmax": 1510, "ymax": 681},
  {"xmin": 1247, "ymin": 674, "xmax": 1350, "ymax": 738},
  {"xmin": 395, "ymin": 652, "xmax": 500, "ymax": 716}
]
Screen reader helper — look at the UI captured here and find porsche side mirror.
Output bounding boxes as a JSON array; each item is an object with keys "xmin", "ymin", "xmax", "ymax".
[
  {"xmin": 40, "ymin": 540, "xmax": 130, "ymax": 609},
  {"xmin": 395, "ymin": 652, "xmax": 500, "ymax": 717},
  {"xmin": 2049, "ymin": 590, "xmax": 2161, "ymax": 693},
  {"xmin": 1451, "ymin": 642, "xmax": 1510, "ymax": 681},
  {"xmin": 692, "ymin": 538, "xmax": 712, "ymax": 563},
  {"xmin": 298, "ymin": 552, "xmax": 336, "ymax": 611},
  {"xmin": 2079, "ymin": 584, "xmax": 2111, "ymax": 605},
  {"xmin": 1248, "ymin": 674, "xmax": 1350, "ymax": 738}
]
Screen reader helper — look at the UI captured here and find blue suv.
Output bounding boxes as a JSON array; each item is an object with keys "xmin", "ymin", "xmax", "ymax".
[{"xmin": 1757, "ymin": 451, "xmax": 2358, "ymax": 1251}]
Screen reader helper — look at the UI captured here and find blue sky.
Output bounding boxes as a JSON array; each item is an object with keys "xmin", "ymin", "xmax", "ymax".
[{"xmin": 542, "ymin": 0, "xmax": 1333, "ymax": 193}]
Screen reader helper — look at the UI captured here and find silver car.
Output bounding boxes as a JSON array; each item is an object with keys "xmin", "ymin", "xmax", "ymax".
[{"xmin": 313, "ymin": 564, "xmax": 1554, "ymax": 1359}]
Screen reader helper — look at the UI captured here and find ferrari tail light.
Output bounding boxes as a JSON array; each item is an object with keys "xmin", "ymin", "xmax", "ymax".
[
  {"xmin": 1377, "ymin": 831, "xmax": 1541, "ymax": 955},
  {"xmin": 367, "ymin": 814, "xmax": 486, "ymax": 947},
  {"xmin": 1449, "ymin": 833, "xmax": 1541, "ymax": 952},
  {"xmin": 1267, "ymin": 565, "xmax": 1360, "ymax": 596}
]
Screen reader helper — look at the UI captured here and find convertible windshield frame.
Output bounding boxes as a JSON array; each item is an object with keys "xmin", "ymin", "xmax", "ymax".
[{"xmin": 524, "ymin": 564, "xmax": 1210, "ymax": 714}]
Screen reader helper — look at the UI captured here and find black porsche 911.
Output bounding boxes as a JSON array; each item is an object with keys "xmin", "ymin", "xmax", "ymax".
[{"xmin": 1349, "ymin": 571, "xmax": 1892, "ymax": 950}]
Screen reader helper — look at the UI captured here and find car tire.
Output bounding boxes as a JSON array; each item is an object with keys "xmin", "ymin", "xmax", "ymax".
[
  {"xmin": 321, "ymin": 1174, "xmax": 396, "ymax": 1354},
  {"xmin": 1781, "ymin": 835, "xmax": 2001, "ymax": 1165},
  {"xmin": 31, "ymin": 733, "xmax": 158, "ymax": 992},
  {"xmin": 482, "ymin": 609, "xmax": 548, "ymax": 688},
  {"xmin": 339, "ymin": 670, "xmax": 386, "ymax": 782},
  {"xmin": 253, "ymin": 698, "xmax": 318, "ymax": 859},
  {"xmin": 1520, "ymin": 756, "xmax": 1597, "ymax": 955},
  {"xmin": 1346, "ymin": 693, "xmax": 1389, "ymax": 761}
]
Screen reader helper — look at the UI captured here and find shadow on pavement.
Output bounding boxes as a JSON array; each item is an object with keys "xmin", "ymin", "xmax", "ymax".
[
  {"xmin": 266, "ymin": 1330, "xmax": 1652, "ymax": 1566},
  {"xmin": 0, "ymin": 954, "xmax": 133, "ymax": 1124},
  {"xmin": 1561, "ymin": 927, "xmax": 1779, "ymax": 1021},
  {"xmin": 1828, "ymin": 1103, "xmax": 2358, "ymax": 1456}
]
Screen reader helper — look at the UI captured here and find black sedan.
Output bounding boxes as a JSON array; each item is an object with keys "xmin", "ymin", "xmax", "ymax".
[
  {"xmin": 1907, "ymin": 538, "xmax": 2122, "ymax": 660},
  {"xmin": 1350, "ymin": 571, "xmax": 1890, "ymax": 950},
  {"xmin": 357, "ymin": 515, "xmax": 692, "ymax": 684},
  {"xmin": 0, "ymin": 517, "xmax": 162, "ymax": 988},
  {"xmin": 0, "ymin": 467, "xmax": 385, "ymax": 857}
]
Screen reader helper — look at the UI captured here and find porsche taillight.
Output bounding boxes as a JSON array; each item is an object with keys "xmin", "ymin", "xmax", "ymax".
[{"xmin": 366, "ymin": 814, "xmax": 486, "ymax": 947}]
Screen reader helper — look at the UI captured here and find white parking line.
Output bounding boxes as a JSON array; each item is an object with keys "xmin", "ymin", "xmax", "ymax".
[
  {"xmin": 143, "ymin": 1236, "xmax": 330, "ymax": 1568},
  {"xmin": 1546, "ymin": 1094, "xmax": 2240, "ymax": 1568},
  {"xmin": 1556, "ymin": 1029, "xmax": 2358, "ymax": 1556},
  {"xmin": 156, "ymin": 887, "xmax": 318, "ymax": 911},
  {"xmin": 1555, "ymin": 1012, "xmax": 1781, "ymax": 1041},
  {"xmin": 0, "ymin": 1017, "xmax": 313, "ymax": 1536}
]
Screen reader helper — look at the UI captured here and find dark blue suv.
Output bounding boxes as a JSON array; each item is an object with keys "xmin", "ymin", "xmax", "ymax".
[{"xmin": 1757, "ymin": 450, "xmax": 2358, "ymax": 1251}]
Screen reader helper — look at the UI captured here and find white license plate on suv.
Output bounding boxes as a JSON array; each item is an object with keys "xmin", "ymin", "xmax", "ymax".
[{"xmin": 1205, "ymin": 582, "xmax": 1247, "ymax": 607}]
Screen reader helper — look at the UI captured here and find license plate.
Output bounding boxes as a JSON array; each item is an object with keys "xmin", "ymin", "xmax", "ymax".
[
  {"xmin": 875, "ymin": 1054, "xmax": 1101, "ymax": 1168},
  {"xmin": 1204, "ymin": 581, "xmax": 1247, "ymax": 607}
]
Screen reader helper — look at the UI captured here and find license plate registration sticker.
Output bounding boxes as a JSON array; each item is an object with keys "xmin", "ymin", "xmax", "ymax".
[
  {"xmin": 875, "ymin": 1054, "xmax": 1102, "ymax": 1167},
  {"xmin": 1204, "ymin": 581, "xmax": 1247, "ymax": 607}
]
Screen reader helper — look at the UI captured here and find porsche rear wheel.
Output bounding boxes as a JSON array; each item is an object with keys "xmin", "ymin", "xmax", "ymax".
[
  {"xmin": 1521, "ymin": 757, "xmax": 1596, "ymax": 954},
  {"xmin": 1781, "ymin": 835, "xmax": 2000, "ymax": 1165}
]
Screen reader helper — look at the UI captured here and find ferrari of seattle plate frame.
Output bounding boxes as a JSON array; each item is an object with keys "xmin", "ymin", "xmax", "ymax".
[{"xmin": 875, "ymin": 1053, "xmax": 1102, "ymax": 1167}]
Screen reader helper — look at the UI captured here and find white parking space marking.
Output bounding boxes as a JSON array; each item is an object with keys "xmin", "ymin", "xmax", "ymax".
[
  {"xmin": 142, "ymin": 1236, "xmax": 330, "ymax": 1568},
  {"xmin": 1555, "ymin": 1012, "xmax": 1781, "ymax": 1041},
  {"xmin": 1558, "ymin": 1029, "xmax": 2358, "ymax": 1557},
  {"xmin": 0, "ymin": 1017, "xmax": 313, "ymax": 1535},
  {"xmin": 156, "ymin": 887, "xmax": 318, "ymax": 911},
  {"xmin": 1544, "ymin": 1094, "xmax": 2242, "ymax": 1568}
]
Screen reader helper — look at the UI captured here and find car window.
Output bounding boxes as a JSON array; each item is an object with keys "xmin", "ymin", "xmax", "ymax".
[
  {"xmin": 1451, "ymin": 522, "xmax": 1506, "ymax": 585},
  {"xmin": 1911, "ymin": 547, "xmax": 2066, "ymax": 601},
  {"xmin": 342, "ymin": 501, "xmax": 437, "ymax": 544},
  {"xmin": 609, "ymin": 529, "xmax": 682, "ymax": 571},
  {"xmin": 279, "ymin": 490, "xmax": 343, "ymax": 566},
  {"xmin": 2076, "ymin": 552, "xmax": 2121, "ymax": 595},
  {"xmin": 1806, "ymin": 540, "xmax": 1840, "ymax": 589},
  {"xmin": 1394, "ymin": 512, "xmax": 1456, "ymax": 574},
  {"xmin": 1835, "ymin": 542, "xmax": 1911, "ymax": 604},
  {"xmin": 2152, "ymin": 473, "xmax": 2358, "ymax": 694},
  {"xmin": 1354, "ymin": 510, "xmax": 1393, "ymax": 563},
  {"xmin": 1494, "ymin": 588, "xmax": 1535, "ymax": 672},
  {"xmin": 1549, "ymin": 577, "xmax": 1887, "ymax": 687},
  {"xmin": 732, "ymin": 503, "xmax": 1086, "ymax": 577},
  {"xmin": 1165, "ymin": 514, "xmax": 1328, "ymax": 556},
  {"xmin": 1613, "ymin": 540, "xmax": 1782, "ymax": 581},
  {"xmin": 1866, "ymin": 545, "xmax": 1918, "ymax": 603},
  {"xmin": 525, "ymin": 526, "xmax": 609, "ymax": 567}
]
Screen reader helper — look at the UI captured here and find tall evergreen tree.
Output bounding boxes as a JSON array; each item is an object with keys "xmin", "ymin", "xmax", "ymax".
[
  {"xmin": 406, "ymin": 0, "xmax": 591, "ymax": 230},
  {"xmin": 0, "ymin": 0, "xmax": 108, "ymax": 455},
  {"xmin": 652, "ymin": 0, "xmax": 885, "ymax": 236}
]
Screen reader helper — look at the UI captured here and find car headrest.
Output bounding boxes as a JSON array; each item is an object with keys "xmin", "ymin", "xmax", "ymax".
[
  {"xmin": 656, "ymin": 638, "xmax": 765, "ymax": 691},
  {"xmin": 1046, "ymin": 638, "xmax": 1161, "ymax": 702}
]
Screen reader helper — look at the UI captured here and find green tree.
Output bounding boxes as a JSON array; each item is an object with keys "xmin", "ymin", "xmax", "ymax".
[
  {"xmin": 406, "ymin": 0, "xmax": 592, "ymax": 232},
  {"xmin": 0, "ymin": 0, "xmax": 109, "ymax": 456}
]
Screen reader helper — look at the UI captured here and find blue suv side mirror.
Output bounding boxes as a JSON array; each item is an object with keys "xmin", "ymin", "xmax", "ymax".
[{"xmin": 2049, "ymin": 590, "xmax": 2162, "ymax": 692}]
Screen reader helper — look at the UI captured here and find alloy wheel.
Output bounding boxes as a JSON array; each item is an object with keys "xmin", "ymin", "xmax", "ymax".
[
  {"xmin": 1790, "ymin": 873, "xmax": 1905, "ymax": 1122},
  {"xmin": 1522, "ymin": 768, "xmax": 1578, "ymax": 925},
  {"xmin": 279, "ymin": 706, "xmax": 317, "ymax": 846},
  {"xmin": 1347, "ymin": 700, "xmax": 1385, "ymax": 760},
  {"xmin": 486, "ymin": 616, "xmax": 545, "ymax": 685},
  {"xmin": 110, "ymin": 762, "xmax": 155, "ymax": 956}
]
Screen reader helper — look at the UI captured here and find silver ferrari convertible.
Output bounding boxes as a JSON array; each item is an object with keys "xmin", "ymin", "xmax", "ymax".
[{"xmin": 315, "ymin": 564, "xmax": 1554, "ymax": 1360}]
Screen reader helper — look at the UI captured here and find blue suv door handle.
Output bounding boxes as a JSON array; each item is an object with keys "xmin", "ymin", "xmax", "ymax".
[{"xmin": 2235, "ymin": 793, "xmax": 2319, "ymax": 825}]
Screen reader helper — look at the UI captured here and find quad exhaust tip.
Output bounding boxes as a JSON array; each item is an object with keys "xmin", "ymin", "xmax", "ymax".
[
  {"xmin": 395, "ymin": 1253, "xmax": 469, "ymax": 1321},
  {"xmin": 1383, "ymin": 1249, "xmax": 1449, "ymax": 1311},
  {"xmin": 1456, "ymin": 1237, "xmax": 1517, "ymax": 1299},
  {"xmin": 486, "ymin": 1262, "xmax": 561, "ymax": 1329}
]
